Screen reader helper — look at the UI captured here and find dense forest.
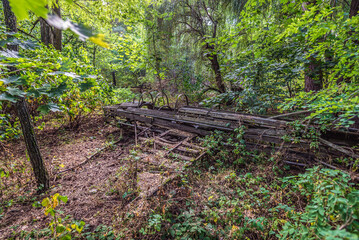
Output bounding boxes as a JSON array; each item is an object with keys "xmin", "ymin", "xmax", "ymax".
[{"xmin": 0, "ymin": 0, "xmax": 358, "ymax": 239}]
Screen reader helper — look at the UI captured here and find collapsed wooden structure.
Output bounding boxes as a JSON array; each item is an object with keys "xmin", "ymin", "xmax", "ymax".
[{"xmin": 103, "ymin": 96, "xmax": 359, "ymax": 171}]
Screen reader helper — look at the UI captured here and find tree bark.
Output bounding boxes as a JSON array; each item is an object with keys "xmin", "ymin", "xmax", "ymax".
[
  {"xmin": 208, "ymin": 53, "xmax": 226, "ymax": 93},
  {"xmin": 93, "ymin": 45, "xmax": 96, "ymax": 67},
  {"xmin": 40, "ymin": 17, "xmax": 54, "ymax": 46},
  {"xmin": 303, "ymin": 1, "xmax": 323, "ymax": 92},
  {"xmin": 40, "ymin": 1, "xmax": 62, "ymax": 51},
  {"xmin": 15, "ymin": 99, "xmax": 50, "ymax": 191},
  {"xmin": 304, "ymin": 57, "xmax": 323, "ymax": 92},
  {"xmin": 52, "ymin": 0, "xmax": 62, "ymax": 51},
  {"xmin": 1, "ymin": 0, "xmax": 50, "ymax": 192},
  {"xmin": 112, "ymin": 71, "xmax": 117, "ymax": 86},
  {"xmin": 350, "ymin": 0, "xmax": 359, "ymax": 17}
]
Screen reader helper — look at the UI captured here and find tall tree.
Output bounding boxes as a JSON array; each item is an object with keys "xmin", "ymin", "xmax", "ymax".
[
  {"xmin": 303, "ymin": 1, "xmax": 323, "ymax": 92},
  {"xmin": 176, "ymin": 0, "xmax": 226, "ymax": 93},
  {"xmin": 349, "ymin": 0, "xmax": 359, "ymax": 17},
  {"xmin": 52, "ymin": 0, "xmax": 62, "ymax": 51},
  {"xmin": 1, "ymin": 0, "xmax": 50, "ymax": 192},
  {"xmin": 40, "ymin": 0, "xmax": 62, "ymax": 50}
]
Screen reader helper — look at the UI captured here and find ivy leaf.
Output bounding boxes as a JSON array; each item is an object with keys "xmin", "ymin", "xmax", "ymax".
[
  {"xmin": 48, "ymin": 71, "xmax": 79, "ymax": 78},
  {"xmin": 41, "ymin": 197, "xmax": 50, "ymax": 207},
  {"xmin": 59, "ymin": 234, "xmax": 71, "ymax": 240},
  {"xmin": 37, "ymin": 103, "xmax": 61, "ymax": 114},
  {"xmin": 89, "ymin": 34, "xmax": 110, "ymax": 49},
  {"xmin": 0, "ymin": 49, "xmax": 21, "ymax": 58},
  {"xmin": 56, "ymin": 224, "xmax": 66, "ymax": 234},
  {"xmin": 27, "ymin": 85, "xmax": 51, "ymax": 98}
]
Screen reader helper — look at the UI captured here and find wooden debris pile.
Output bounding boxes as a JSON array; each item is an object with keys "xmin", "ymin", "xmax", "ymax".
[{"xmin": 104, "ymin": 103, "xmax": 359, "ymax": 170}]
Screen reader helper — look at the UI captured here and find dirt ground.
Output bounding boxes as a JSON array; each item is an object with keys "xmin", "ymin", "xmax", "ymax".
[
  {"xmin": 0, "ymin": 115, "xmax": 136, "ymax": 238},
  {"xmin": 0, "ymin": 113, "xmax": 196, "ymax": 239}
]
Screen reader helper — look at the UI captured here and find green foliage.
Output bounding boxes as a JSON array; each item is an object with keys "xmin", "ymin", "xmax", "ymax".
[
  {"xmin": 281, "ymin": 84, "xmax": 359, "ymax": 128},
  {"xmin": 8, "ymin": 0, "xmax": 48, "ymax": 20},
  {"xmin": 168, "ymin": 210, "xmax": 215, "ymax": 240},
  {"xmin": 279, "ymin": 167, "xmax": 359, "ymax": 239},
  {"xmin": 202, "ymin": 127, "xmax": 254, "ymax": 169},
  {"xmin": 41, "ymin": 193, "xmax": 85, "ymax": 240}
]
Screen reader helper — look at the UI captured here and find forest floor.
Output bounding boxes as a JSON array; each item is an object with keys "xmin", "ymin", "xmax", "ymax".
[
  {"xmin": 0, "ymin": 115, "xmax": 131, "ymax": 238},
  {"xmin": 1, "ymin": 113, "xmax": 356, "ymax": 239},
  {"xmin": 1, "ymin": 114, "xmax": 205, "ymax": 239}
]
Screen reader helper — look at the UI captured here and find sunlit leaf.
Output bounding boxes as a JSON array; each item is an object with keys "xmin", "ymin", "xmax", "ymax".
[
  {"xmin": 0, "ymin": 49, "xmax": 21, "ymax": 58},
  {"xmin": 8, "ymin": 0, "xmax": 48, "ymax": 20},
  {"xmin": 6, "ymin": 87, "xmax": 25, "ymax": 97},
  {"xmin": 41, "ymin": 197, "xmax": 50, "ymax": 207},
  {"xmin": 89, "ymin": 34, "xmax": 110, "ymax": 49}
]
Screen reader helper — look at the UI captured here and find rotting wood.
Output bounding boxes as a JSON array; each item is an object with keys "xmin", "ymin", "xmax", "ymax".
[
  {"xmin": 103, "ymin": 104, "xmax": 359, "ymax": 165},
  {"xmin": 319, "ymin": 137, "xmax": 359, "ymax": 159}
]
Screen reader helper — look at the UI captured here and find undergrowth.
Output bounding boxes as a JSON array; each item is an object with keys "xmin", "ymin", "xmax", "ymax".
[{"xmin": 2, "ymin": 131, "xmax": 358, "ymax": 240}]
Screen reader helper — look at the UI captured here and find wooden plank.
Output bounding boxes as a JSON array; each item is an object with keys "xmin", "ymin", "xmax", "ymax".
[
  {"xmin": 179, "ymin": 107, "xmax": 288, "ymax": 128},
  {"xmin": 114, "ymin": 109, "xmax": 210, "ymax": 135}
]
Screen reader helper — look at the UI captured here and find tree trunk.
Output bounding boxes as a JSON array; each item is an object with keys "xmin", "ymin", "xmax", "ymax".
[
  {"xmin": 209, "ymin": 53, "xmax": 226, "ymax": 93},
  {"xmin": 15, "ymin": 99, "xmax": 50, "ymax": 191},
  {"xmin": 303, "ymin": 1, "xmax": 323, "ymax": 92},
  {"xmin": 112, "ymin": 71, "xmax": 117, "ymax": 86},
  {"xmin": 93, "ymin": 45, "xmax": 97, "ymax": 67},
  {"xmin": 40, "ymin": 17, "xmax": 54, "ymax": 46},
  {"xmin": 52, "ymin": 0, "xmax": 62, "ymax": 51},
  {"xmin": 1, "ymin": 0, "xmax": 50, "ymax": 192},
  {"xmin": 350, "ymin": 0, "xmax": 359, "ymax": 17},
  {"xmin": 304, "ymin": 57, "xmax": 323, "ymax": 92},
  {"xmin": 40, "ymin": 1, "xmax": 62, "ymax": 51}
]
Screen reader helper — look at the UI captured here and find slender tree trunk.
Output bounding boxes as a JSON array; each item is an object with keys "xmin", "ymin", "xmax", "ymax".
[
  {"xmin": 350, "ymin": 0, "xmax": 359, "ymax": 17},
  {"xmin": 152, "ymin": 34, "xmax": 162, "ymax": 89},
  {"xmin": 1, "ymin": 0, "xmax": 50, "ymax": 192},
  {"xmin": 15, "ymin": 99, "xmax": 49, "ymax": 191},
  {"xmin": 206, "ymin": 41, "xmax": 225, "ymax": 93},
  {"xmin": 93, "ymin": 45, "xmax": 97, "ymax": 67},
  {"xmin": 112, "ymin": 71, "xmax": 116, "ymax": 86},
  {"xmin": 207, "ymin": 21, "xmax": 225, "ymax": 93},
  {"xmin": 52, "ymin": 0, "xmax": 62, "ymax": 51}
]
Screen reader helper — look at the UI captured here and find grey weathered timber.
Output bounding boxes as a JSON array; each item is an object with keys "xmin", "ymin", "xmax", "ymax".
[{"xmin": 103, "ymin": 103, "xmax": 359, "ymax": 164}]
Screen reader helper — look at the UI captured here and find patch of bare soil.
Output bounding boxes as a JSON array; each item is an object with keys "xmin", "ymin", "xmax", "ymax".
[{"xmin": 0, "ymin": 114, "xmax": 132, "ymax": 239}]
